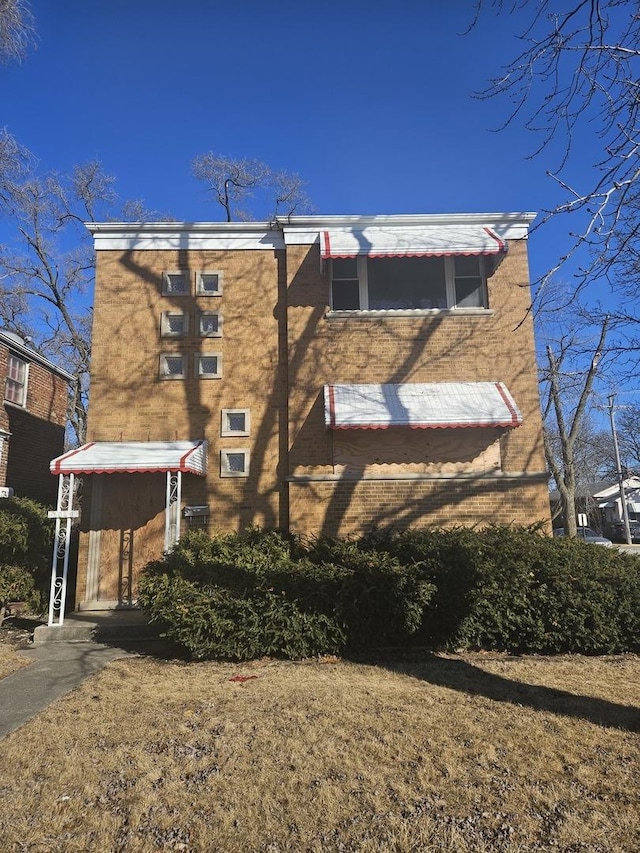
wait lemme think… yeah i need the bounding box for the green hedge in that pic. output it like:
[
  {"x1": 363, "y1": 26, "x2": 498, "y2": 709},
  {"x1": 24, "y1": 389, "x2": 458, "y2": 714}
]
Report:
[
  {"x1": 0, "y1": 498, "x2": 53, "y2": 616},
  {"x1": 138, "y1": 529, "x2": 436, "y2": 660},
  {"x1": 369, "y1": 525, "x2": 640, "y2": 654},
  {"x1": 138, "y1": 526, "x2": 640, "y2": 660}
]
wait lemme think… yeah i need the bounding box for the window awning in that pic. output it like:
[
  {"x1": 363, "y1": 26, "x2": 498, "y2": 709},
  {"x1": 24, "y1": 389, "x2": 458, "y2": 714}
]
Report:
[
  {"x1": 320, "y1": 226, "x2": 507, "y2": 259},
  {"x1": 50, "y1": 440, "x2": 208, "y2": 475},
  {"x1": 324, "y1": 383, "x2": 522, "y2": 429}
]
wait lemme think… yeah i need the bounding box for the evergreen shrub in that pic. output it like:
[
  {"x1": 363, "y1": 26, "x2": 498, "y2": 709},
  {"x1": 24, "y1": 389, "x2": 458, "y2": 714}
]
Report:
[
  {"x1": 376, "y1": 525, "x2": 640, "y2": 653},
  {"x1": 0, "y1": 498, "x2": 53, "y2": 615},
  {"x1": 138, "y1": 525, "x2": 640, "y2": 660},
  {"x1": 138, "y1": 528, "x2": 436, "y2": 660}
]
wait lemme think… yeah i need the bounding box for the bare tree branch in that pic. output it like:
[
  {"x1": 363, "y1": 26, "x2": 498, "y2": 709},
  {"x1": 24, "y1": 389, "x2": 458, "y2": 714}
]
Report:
[
  {"x1": 191, "y1": 152, "x2": 312, "y2": 221},
  {"x1": 0, "y1": 0, "x2": 35, "y2": 64},
  {"x1": 0, "y1": 131, "x2": 124, "y2": 444},
  {"x1": 474, "y1": 0, "x2": 640, "y2": 294}
]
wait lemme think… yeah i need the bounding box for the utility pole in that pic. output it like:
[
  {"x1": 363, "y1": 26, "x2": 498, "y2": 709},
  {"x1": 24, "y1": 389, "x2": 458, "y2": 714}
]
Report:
[{"x1": 608, "y1": 394, "x2": 632, "y2": 545}]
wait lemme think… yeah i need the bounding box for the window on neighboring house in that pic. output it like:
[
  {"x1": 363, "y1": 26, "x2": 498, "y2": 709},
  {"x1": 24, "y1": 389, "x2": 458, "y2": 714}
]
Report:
[
  {"x1": 221, "y1": 408, "x2": 250, "y2": 437},
  {"x1": 199, "y1": 311, "x2": 222, "y2": 337},
  {"x1": 159, "y1": 353, "x2": 186, "y2": 379},
  {"x1": 162, "y1": 271, "x2": 190, "y2": 296},
  {"x1": 196, "y1": 352, "x2": 223, "y2": 379},
  {"x1": 5, "y1": 354, "x2": 27, "y2": 405},
  {"x1": 161, "y1": 312, "x2": 189, "y2": 337},
  {"x1": 220, "y1": 448, "x2": 250, "y2": 477},
  {"x1": 196, "y1": 270, "x2": 223, "y2": 296},
  {"x1": 330, "y1": 255, "x2": 488, "y2": 312}
]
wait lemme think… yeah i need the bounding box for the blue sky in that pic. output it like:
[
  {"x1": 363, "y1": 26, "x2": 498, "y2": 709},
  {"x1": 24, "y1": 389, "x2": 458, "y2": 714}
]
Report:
[{"x1": 0, "y1": 1, "x2": 604, "y2": 285}]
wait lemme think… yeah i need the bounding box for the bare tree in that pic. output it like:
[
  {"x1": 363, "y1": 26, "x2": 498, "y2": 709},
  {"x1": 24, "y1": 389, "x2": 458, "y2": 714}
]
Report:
[
  {"x1": 0, "y1": 0, "x2": 35, "y2": 63},
  {"x1": 0, "y1": 132, "x2": 123, "y2": 444},
  {"x1": 615, "y1": 403, "x2": 640, "y2": 472},
  {"x1": 542, "y1": 314, "x2": 610, "y2": 535},
  {"x1": 474, "y1": 0, "x2": 640, "y2": 292},
  {"x1": 191, "y1": 152, "x2": 311, "y2": 221}
]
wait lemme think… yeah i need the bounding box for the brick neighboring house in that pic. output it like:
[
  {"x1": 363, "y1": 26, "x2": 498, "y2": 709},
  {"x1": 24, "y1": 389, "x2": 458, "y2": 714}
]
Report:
[
  {"x1": 0, "y1": 330, "x2": 72, "y2": 506},
  {"x1": 50, "y1": 213, "x2": 551, "y2": 613}
]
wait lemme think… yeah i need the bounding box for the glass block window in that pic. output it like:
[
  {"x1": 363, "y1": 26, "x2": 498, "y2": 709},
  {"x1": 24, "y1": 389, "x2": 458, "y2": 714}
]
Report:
[
  {"x1": 220, "y1": 449, "x2": 250, "y2": 477},
  {"x1": 162, "y1": 271, "x2": 189, "y2": 295},
  {"x1": 159, "y1": 353, "x2": 186, "y2": 379},
  {"x1": 196, "y1": 353, "x2": 223, "y2": 379},
  {"x1": 196, "y1": 271, "x2": 223, "y2": 296},
  {"x1": 161, "y1": 312, "x2": 188, "y2": 337},
  {"x1": 199, "y1": 312, "x2": 222, "y2": 337},
  {"x1": 221, "y1": 409, "x2": 250, "y2": 437}
]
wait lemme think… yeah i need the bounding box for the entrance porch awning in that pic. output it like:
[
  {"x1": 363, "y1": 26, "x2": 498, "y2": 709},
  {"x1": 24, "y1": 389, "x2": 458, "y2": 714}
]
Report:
[
  {"x1": 50, "y1": 440, "x2": 208, "y2": 475},
  {"x1": 320, "y1": 226, "x2": 507, "y2": 259},
  {"x1": 324, "y1": 383, "x2": 522, "y2": 429}
]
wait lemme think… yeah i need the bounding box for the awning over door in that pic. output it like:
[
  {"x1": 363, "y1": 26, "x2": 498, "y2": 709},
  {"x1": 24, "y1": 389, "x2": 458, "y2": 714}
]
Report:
[
  {"x1": 50, "y1": 440, "x2": 208, "y2": 475},
  {"x1": 324, "y1": 383, "x2": 522, "y2": 429},
  {"x1": 320, "y1": 226, "x2": 506, "y2": 259}
]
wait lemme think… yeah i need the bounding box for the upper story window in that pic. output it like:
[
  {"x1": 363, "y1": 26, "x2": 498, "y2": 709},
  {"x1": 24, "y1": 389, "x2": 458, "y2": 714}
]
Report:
[
  {"x1": 5, "y1": 354, "x2": 27, "y2": 406},
  {"x1": 159, "y1": 353, "x2": 186, "y2": 380},
  {"x1": 199, "y1": 311, "x2": 222, "y2": 337},
  {"x1": 161, "y1": 312, "x2": 189, "y2": 337},
  {"x1": 221, "y1": 408, "x2": 250, "y2": 437},
  {"x1": 196, "y1": 270, "x2": 223, "y2": 296},
  {"x1": 330, "y1": 255, "x2": 488, "y2": 312},
  {"x1": 162, "y1": 271, "x2": 189, "y2": 296}
]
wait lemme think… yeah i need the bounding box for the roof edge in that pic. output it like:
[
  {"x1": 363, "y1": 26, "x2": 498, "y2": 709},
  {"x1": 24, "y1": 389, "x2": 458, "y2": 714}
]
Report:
[{"x1": 0, "y1": 331, "x2": 74, "y2": 382}]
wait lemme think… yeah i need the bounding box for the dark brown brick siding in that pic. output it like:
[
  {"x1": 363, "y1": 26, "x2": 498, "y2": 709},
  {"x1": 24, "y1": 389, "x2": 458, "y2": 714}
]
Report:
[{"x1": 0, "y1": 344, "x2": 68, "y2": 505}]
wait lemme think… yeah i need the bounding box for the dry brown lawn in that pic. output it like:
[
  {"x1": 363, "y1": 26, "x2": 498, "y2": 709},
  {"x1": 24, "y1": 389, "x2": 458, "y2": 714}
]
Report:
[
  {"x1": 0, "y1": 651, "x2": 638, "y2": 852},
  {"x1": 0, "y1": 642, "x2": 30, "y2": 679}
]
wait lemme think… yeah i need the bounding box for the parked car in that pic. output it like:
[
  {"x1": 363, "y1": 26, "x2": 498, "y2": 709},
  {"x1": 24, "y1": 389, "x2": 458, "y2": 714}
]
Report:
[
  {"x1": 553, "y1": 527, "x2": 613, "y2": 547},
  {"x1": 606, "y1": 521, "x2": 640, "y2": 543}
]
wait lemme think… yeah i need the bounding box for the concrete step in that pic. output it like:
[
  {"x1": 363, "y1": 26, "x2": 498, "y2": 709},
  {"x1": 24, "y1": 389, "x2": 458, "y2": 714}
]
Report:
[{"x1": 32, "y1": 609, "x2": 162, "y2": 646}]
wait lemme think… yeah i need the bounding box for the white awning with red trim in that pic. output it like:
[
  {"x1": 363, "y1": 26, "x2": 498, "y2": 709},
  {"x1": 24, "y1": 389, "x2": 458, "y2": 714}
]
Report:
[
  {"x1": 324, "y1": 383, "x2": 522, "y2": 429},
  {"x1": 50, "y1": 440, "x2": 208, "y2": 475},
  {"x1": 320, "y1": 226, "x2": 507, "y2": 259}
]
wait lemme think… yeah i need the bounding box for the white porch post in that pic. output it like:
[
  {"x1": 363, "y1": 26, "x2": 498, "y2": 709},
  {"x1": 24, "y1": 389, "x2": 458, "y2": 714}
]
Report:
[
  {"x1": 164, "y1": 469, "x2": 182, "y2": 552},
  {"x1": 47, "y1": 473, "x2": 80, "y2": 626}
]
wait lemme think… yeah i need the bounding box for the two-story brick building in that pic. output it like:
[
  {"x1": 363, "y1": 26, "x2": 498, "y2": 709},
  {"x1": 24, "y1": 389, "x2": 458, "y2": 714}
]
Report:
[
  {"x1": 0, "y1": 330, "x2": 71, "y2": 506},
  {"x1": 50, "y1": 213, "x2": 550, "y2": 613}
]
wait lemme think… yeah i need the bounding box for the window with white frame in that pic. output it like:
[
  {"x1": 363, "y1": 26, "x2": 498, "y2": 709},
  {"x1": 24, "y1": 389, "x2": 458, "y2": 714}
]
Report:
[
  {"x1": 196, "y1": 352, "x2": 223, "y2": 379},
  {"x1": 199, "y1": 311, "x2": 222, "y2": 337},
  {"x1": 221, "y1": 408, "x2": 250, "y2": 437},
  {"x1": 196, "y1": 270, "x2": 223, "y2": 296},
  {"x1": 220, "y1": 448, "x2": 250, "y2": 477},
  {"x1": 159, "y1": 353, "x2": 186, "y2": 379},
  {"x1": 5, "y1": 354, "x2": 27, "y2": 405},
  {"x1": 160, "y1": 312, "x2": 189, "y2": 337},
  {"x1": 330, "y1": 255, "x2": 489, "y2": 312},
  {"x1": 162, "y1": 271, "x2": 190, "y2": 296}
]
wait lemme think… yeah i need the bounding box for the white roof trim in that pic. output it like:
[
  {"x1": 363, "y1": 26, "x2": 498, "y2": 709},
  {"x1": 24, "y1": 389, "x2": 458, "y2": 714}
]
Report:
[
  {"x1": 324, "y1": 383, "x2": 522, "y2": 429},
  {"x1": 86, "y1": 222, "x2": 284, "y2": 251},
  {"x1": 50, "y1": 440, "x2": 208, "y2": 475},
  {"x1": 87, "y1": 213, "x2": 536, "y2": 251}
]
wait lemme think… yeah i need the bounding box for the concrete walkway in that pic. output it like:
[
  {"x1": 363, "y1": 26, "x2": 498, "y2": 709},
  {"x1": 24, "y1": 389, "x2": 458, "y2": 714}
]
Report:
[
  {"x1": 0, "y1": 611, "x2": 178, "y2": 739},
  {"x1": 0, "y1": 641, "x2": 131, "y2": 739}
]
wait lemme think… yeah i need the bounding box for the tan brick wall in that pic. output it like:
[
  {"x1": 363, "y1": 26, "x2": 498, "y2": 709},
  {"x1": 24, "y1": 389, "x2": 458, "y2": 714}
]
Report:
[
  {"x1": 289, "y1": 476, "x2": 551, "y2": 538},
  {"x1": 79, "y1": 233, "x2": 550, "y2": 605},
  {"x1": 285, "y1": 240, "x2": 550, "y2": 533},
  {"x1": 78, "y1": 247, "x2": 288, "y2": 600}
]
